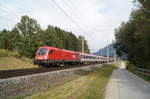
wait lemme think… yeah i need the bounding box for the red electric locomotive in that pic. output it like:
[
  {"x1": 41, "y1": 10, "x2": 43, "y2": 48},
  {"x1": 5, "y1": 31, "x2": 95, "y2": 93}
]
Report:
[
  {"x1": 34, "y1": 46, "x2": 80, "y2": 66},
  {"x1": 34, "y1": 46, "x2": 113, "y2": 66}
]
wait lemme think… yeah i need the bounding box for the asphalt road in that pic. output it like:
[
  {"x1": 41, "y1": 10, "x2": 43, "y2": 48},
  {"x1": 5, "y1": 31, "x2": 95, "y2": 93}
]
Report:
[{"x1": 105, "y1": 62, "x2": 150, "y2": 99}]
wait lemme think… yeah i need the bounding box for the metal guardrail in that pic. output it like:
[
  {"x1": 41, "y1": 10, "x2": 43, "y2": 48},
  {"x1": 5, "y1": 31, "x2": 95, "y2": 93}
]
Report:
[{"x1": 134, "y1": 67, "x2": 150, "y2": 77}]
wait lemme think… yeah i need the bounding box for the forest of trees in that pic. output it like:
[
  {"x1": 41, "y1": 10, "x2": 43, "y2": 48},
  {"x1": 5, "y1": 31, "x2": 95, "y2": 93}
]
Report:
[
  {"x1": 114, "y1": 0, "x2": 150, "y2": 69},
  {"x1": 0, "y1": 15, "x2": 90, "y2": 58}
]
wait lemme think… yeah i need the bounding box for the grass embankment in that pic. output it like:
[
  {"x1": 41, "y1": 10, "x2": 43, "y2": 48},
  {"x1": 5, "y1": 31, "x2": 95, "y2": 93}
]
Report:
[
  {"x1": 126, "y1": 62, "x2": 150, "y2": 82},
  {"x1": 27, "y1": 63, "x2": 118, "y2": 99},
  {"x1": 0, "y1": 57, "x2": 38, "y2": 70},
  {"x1": 0, "y1": 49, "x2": 38, "y2": 70}
]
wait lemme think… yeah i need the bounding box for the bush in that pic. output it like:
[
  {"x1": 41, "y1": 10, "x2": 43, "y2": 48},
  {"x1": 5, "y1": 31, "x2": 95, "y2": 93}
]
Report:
[
  {"x1": 0, "y1": 49, "x2": 9, "y2": 57},
  {"x1": 0, "y1": 49, "x2": 20, "y2": 57},
  {"x1": 126, "y1": 61, "x2": 150, "y2": 82},
  {"x1": 8, "y1": 51, "x2": 20, "y2": 57},
  {"x1": 126, "y1": 62, "x2": 134, "y2": 72}
]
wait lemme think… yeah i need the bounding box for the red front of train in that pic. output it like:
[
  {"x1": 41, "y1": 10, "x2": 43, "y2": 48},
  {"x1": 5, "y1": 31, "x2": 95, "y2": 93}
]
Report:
[{"x1": 34, "y1": 46, "x2": 80, "y2": 66}]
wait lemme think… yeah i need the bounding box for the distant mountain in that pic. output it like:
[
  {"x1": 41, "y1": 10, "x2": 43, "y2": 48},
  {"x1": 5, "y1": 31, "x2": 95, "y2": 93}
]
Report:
[
  {"x1": 93, "y1": 44, "x2": 128, "y2": 60},
  {"x1": 93, "y1": 44, "x2": 115, "y2": 57}
]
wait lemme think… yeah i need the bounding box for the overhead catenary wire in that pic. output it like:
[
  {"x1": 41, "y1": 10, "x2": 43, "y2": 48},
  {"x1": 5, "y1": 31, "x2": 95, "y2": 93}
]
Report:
[
  {"x1": 0, "y1": 2, "x2": 30, "y2": 15},
  {"x1": 63, "y1": 0, "x2": 88, "y2": 28},
  {"x1": 59, "y1": 0, "x2": 95, "y2": 53},
  {"x1": 64, "y1": 0, "x2": 98, "y2": 35},
  {"x1": 0, "y1": 2, "x2": 31, "y2": 35},
  {"x1": 0, "y1": 15, "x2": 22, "y2": 35},
  {"x1": 67, "y1": 0, "x2": 89, "y2": 26},
  {"x1": 0, "y1": 3, "x2": 22, "y2": 17},
  {"x1": 62, "y1": 0, "x2": 102, "y2": 53},
  {"x1": 51, "y1": 0, "x2": 87, "y2": 53},
  {"x1": 62, "y1": 0, "x2": 87, "y2": 53},
  {"x1": 63, "y1": 0, "x2": 94, "y2": 32},
  {"x1": 1, "y1": 17, "x2": 23, "y2": 35},
  {"x1": 0, "y1": 2, "x2": 31, "y2": 26},
  {"x1": 51, "y1": 0, "x2": 83, "y2": 31},
  {"x1": 67, "y1": 0, "x2": 98, "y2": 34}
]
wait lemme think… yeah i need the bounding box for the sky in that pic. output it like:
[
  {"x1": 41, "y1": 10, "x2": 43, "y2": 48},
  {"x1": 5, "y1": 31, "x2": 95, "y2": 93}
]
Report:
[{"x1": 0, "y1": 0, "x2": 134, "y2": 52}]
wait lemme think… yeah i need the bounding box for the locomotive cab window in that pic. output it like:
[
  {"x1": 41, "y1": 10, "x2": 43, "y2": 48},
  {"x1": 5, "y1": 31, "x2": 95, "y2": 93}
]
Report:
[{"x1": 37, "y1": 48, "x2": 47, "y2": 55}]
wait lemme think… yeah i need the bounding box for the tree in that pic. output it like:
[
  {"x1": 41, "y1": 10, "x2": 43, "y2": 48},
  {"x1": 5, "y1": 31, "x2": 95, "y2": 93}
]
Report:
[
  {"x1": 78, "y1": 36, "x2": 90, "y2": 53},
  {"x1": 12, "y1": 15, "x2": 43, "y2": 58},
  {"x1": 114, "y1": 0, "x2": 150, "y2": 69}
]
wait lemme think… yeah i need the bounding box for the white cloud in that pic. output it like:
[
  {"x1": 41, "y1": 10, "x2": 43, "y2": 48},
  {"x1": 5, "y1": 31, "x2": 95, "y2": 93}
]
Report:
[{"x1": 0, "y1": 0, "x2": 133, "y2": 52}]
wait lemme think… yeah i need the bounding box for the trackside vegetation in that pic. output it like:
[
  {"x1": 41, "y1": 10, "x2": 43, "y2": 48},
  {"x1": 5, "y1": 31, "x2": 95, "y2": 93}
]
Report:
[
  {"x1": 0, "y1": 15, "x2": 90, "y2": 59},
  {"x1": 26, "y1": 63, "x2": 118, "y2": 99},
  {"x1": 126, "y1": 62, "x2": 150, "y2": 82},
  {"x1": 114, "y1": 0, "x2": 150, "y2": 70},
  {"x1": 0, "y1": 49, "x2": 20, "y2": 57}
]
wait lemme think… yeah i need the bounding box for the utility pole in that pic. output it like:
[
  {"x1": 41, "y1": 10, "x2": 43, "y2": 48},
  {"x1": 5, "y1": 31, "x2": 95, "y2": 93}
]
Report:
[
  {"x1": 100, "y1": 50, "x2": 102, "y2": 56},
  {"x1": 107, "y1": 43, "x2": 109, "y2": 63},
  {"x1": 82, "y1": 37, "x2": 84, "y2": 53},
  {"x1": 114, "y1": 50, "x2": 117, "y2": 62}
]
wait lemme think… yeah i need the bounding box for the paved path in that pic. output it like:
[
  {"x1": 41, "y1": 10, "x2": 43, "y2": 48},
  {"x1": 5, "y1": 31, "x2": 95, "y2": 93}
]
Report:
[{"x1": 105, "y1": 62, "x2": 150, "y2": 99}]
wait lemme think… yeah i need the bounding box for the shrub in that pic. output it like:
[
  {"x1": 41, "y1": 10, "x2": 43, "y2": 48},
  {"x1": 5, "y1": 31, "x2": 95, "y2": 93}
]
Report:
[
  {"x1": 126, "y1": 62, "x2": 136, "y2": 73},
  {"x1": 0, "y1": 49, "x2": 9, "y2": 57},
  {"x1": 8, "y1": 50, "x2": 20, "y2": 57},
  {"x1": 0, "y1": 49, "x2": 20, "y2": 57}
]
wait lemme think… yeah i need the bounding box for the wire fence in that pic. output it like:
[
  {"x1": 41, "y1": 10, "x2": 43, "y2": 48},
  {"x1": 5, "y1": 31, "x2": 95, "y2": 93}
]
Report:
[{"x1": 134, "y1": 67, "x2": 150, "y2": 77}]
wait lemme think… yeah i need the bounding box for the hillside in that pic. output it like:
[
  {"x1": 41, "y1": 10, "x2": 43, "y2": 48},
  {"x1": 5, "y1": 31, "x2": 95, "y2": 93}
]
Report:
[
  {"x1": 0, "y1": 57, "x2": 38, "y2": 70},
  {"x1": 93, "y1": 44, "x2": 115, "y2": 57}
]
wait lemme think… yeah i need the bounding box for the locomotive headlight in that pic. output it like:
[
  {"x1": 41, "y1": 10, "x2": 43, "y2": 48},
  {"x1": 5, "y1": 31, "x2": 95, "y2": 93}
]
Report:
[{"x1": 45, "y1": 55, "x2": 48, "y2": 59}]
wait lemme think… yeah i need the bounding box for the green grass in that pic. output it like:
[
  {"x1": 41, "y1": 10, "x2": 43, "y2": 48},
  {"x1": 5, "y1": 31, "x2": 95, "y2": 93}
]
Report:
[
  {"x1": 15, "y1": 94, "x2": 31, "y2": 99},
  {"x1": 78, "y1": 65, "x2": 117, "y2": 99},
  {"x1": 126, "y1": 62, "x2": 150, "y2": 82},
  {"x1": 0, "y1": 57, "x2": 38, "y2": 70},
  {"x1": 0, "y1": 49, "x2": 38, "y2": 70},
  {"x1": 27, "y1": 63, "x2": 118, "y2": 99}
]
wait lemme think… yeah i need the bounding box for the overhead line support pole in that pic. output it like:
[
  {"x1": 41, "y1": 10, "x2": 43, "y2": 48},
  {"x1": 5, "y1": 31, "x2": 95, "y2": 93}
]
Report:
[
  {"x1": 107, "y1": 42, "x2": 109, "y2": 63},
  {"x1": 82, "y1": 37, "x2": 84, "y2": 53}
]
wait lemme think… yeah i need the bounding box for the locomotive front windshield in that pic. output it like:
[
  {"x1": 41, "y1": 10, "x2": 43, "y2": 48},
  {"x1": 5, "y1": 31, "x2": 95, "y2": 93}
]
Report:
[{"x1": 37, "y1": 48, "x2": 47, "y2": 55}]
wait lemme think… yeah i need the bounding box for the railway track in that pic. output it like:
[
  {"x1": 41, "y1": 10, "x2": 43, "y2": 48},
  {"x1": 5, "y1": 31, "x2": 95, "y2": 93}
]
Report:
[{"x1": 0, "y1": 63, "x2": 101, "y2": 79}]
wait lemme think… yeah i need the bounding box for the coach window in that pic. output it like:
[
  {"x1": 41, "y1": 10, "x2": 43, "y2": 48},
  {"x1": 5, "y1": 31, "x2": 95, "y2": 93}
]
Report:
[
  {"x1": 82, "y1": 55, "x2": 84, "y2": 58},
  {"x1": 85, "y1": 55, "x2": 87, "y2": 59},
  {"x1": 87, "y1": 56, "x2": 89, "y2": 59},
  {"x1": 86, "y1": 56, "x2": 88, "y2": 59},
  {"x1": 80, "y1": 55, "x2": 83, "y2": 58}
]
